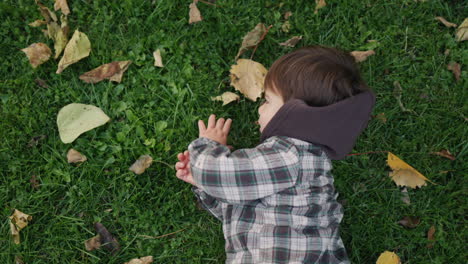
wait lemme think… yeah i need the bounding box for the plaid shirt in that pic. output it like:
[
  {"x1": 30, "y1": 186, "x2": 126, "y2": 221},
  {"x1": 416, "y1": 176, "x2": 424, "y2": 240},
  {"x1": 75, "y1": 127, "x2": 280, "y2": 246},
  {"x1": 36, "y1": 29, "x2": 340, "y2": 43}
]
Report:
[{"x1": 189, "y1": 136, "x2": 349, "y2": 264}]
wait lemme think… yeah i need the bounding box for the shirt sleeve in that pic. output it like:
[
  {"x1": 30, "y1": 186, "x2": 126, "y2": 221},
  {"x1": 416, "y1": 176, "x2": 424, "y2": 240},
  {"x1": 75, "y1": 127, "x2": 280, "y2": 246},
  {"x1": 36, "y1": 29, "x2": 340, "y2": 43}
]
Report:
[
  {"x1": 188, "y1": 136, "x2": 300, "y2": 204},
  {"x1": 191, "y1": 186, "x2": 224, "y2": 221}
]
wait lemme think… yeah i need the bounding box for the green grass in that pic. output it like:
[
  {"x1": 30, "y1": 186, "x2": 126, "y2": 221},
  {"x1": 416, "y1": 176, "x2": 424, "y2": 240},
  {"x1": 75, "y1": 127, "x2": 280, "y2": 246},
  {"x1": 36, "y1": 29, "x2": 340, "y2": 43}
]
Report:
[{"x1": 1, "y1": 0, "x2": 466, "y2": 263}]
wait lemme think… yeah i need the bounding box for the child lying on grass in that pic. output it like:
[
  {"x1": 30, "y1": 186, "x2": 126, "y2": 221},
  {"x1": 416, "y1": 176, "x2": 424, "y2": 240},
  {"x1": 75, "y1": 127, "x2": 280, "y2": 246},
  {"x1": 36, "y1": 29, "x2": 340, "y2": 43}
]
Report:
[{"x1": 175, "y1": 46, "x2": 376, "y2": 264}]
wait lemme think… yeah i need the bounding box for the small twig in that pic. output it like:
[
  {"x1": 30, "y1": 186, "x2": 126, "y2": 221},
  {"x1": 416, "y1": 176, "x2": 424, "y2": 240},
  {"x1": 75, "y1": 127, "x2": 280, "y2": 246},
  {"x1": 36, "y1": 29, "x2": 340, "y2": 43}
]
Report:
[
  {"x1": 250, "y1": 25, "x2": 273, "y2": 60},
  {"x1": 198, "y1": 0, "x2": 219, "y2": 7},
  {"x1": 346, "y1": 151, "x2": 389, "y2": 157},
  {"x1": 138, "y1": 227, "x2": 187, "y2": 239}
]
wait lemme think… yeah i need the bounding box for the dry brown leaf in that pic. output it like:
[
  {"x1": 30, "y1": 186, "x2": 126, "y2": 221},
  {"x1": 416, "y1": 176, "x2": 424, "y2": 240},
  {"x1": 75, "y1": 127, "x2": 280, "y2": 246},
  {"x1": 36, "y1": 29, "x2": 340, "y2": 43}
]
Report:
[
  {"x1": 350, "y1": 50, "x2": 375, "y2": 62},
  {"x1": 94, "y1": 222, "x2": 120, "y2": 254},
  {"x1": 447, "y1": 61, "x2": 461, "y2": 82},
  {"x1": 27, "y1": 134, "x2": 47, "y2": 147},
  {"x1": 57, "y1": 30, "x2": 91, "y2": 74},
  {"x1": 29, "y1": 20, "x2": 47, "y2": 27},
  {"x1": 314, "y1": 0, "x2": 327, "y2": 14},
  {"x1": 9, "y1": 209, "x2": 32, "y2": 244},
  {"x1": 376, "y1": 251, "x2": 401, "y2": 264},
  {"x1": 30, "y1": 175, "x2": 40, "y2": 189},
  {"x1": 47, "y1": 21, "x2": 68, "y2": 58},
  {"x1": 281, "y1": 21, "x2": 291, "y2": 33},
  {"x1": 279, "y1": 36, "x2": 302, "y2": 47},
  {"x1": 189, "y1": 0, "x2": 203, "y2": 24},
  {"x1": 211, "y1": 92, "x2": 240, "y2": 106},
  {"x1": 230, "y1": 59, "x2": 267, "y2": 102},
  {"x1": 85, "y1": 235, "x2": 101, "y2": 251},
  {"x1": 38, "y1": 3, "x2": 58, "y2": 23},
  {"x1": 124, "y1": 256, "x2": 154, "y2": 264},
  {"x1": 67, "y1": 148, "x2": 87, "y2": 163},
  {"x1": 54, "y1": 0, "x2": 70, "y2": 15},
  {"x1": 153, "y1": 49, "x2": 163, "y2": 67},
  {"x1": 430, "y1": 149, "x2": 456, "y2": 160},
  {"x1": 426, "y1": 225, "x2": 436, "y2": 248},
  {"x1": 235, "y1": 23, "x2": 267, "y2": 60},
  {"x1": 397, "y1": 216, "x2": 421, "y2": 228},
  {"x1": 61, "y1": 14, "x2": 69, "y2": 40},
  {"x1": 387, "y1": 152, "x2": 431, "y2": 189},
  {"x1": 21, "y1": 43, "x2": 51, "y2": 68},
  {"x1": 79, "y1": 61, "x2": 132, "y2": 84},
  {"x1": 435, "y1": 16, "x2": 457, "y2": 28},
  {"x1": 284, "y1": 11, "x2": 292, "y2": 20},
  {"x1": 129, "y1": 155, "x2": 153, "y2": 174},
  {"x1": 455, "y1": 18, "x2": 468, "y2": 42}
]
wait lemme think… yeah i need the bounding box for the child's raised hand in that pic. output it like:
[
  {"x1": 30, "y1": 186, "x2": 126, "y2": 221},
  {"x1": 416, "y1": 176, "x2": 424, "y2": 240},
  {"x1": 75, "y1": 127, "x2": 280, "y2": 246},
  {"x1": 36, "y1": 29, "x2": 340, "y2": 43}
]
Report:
[
  {"x1": 198, "y1": 114, "x2": 232, "y2": 146},
  {"x1": 175, "y1": 150, "x2": 196, "y2": 186}
]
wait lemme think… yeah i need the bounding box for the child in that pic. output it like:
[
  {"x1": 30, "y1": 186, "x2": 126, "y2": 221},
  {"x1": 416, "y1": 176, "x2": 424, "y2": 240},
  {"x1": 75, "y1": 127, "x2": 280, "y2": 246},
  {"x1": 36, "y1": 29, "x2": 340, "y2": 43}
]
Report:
[{"x1": 175, "y1": 46, "x2": 376, "y2": 263}]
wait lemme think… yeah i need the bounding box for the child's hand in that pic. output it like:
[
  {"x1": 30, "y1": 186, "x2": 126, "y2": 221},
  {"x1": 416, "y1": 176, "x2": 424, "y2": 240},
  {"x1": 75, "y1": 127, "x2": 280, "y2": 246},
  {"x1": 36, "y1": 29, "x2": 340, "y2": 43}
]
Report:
[
  {"x1": 198, "y1": 114, "x2": 232, "y2": 145},
  {"x1": 175, "y1": 150, "x2": 196, "y2": 186}
]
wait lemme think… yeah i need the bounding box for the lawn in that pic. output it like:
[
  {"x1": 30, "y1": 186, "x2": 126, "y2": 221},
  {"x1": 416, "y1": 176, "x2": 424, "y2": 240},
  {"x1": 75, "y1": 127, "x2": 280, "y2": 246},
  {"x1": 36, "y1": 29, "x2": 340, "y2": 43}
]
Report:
[{"x1": 0, "y1": 0, "x2": 467, "y2": 263}]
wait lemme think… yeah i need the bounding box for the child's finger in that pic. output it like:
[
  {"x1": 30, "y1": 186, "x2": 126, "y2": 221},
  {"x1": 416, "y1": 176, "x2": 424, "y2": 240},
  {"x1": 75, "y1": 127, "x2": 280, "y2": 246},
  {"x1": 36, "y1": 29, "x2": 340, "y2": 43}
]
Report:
[
  {"x1": 198, "y1": 120, "x2": 207, "y2": 133},
  {"x1": 184, "y1": 150, "x2": 190, "y2": 161},
  {"x1": 223, "y1": 118, "x2": 232, "y2": 134},
  {"x1": 176, "y1": 169, "x2": 186, "y2": 178},
  {"x1": 175, "y1": 162, "x2": 186, "y2": 170},
  {"x1": 177, "y1": 153, "x2": 185, "y2": 161},
  {"x1": 216, "y1": 118, "x2": 225, "y2": 130},
  {"x1": 208, "y1": 114, "x2": 216, "y2": 128}
]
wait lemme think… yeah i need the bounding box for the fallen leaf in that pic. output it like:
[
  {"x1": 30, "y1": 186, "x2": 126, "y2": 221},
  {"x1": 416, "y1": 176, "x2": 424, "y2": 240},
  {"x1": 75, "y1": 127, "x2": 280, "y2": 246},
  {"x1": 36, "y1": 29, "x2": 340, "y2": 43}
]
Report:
[
  {"x1": 393, "y1": 81, "x2": 417, "y2": 114},
  {"x1": 94, "y1": 222, "x2": 120, "y2": 254},
  {"x1": 27, "y1": 134, "x2": 47, "y2": 147},
  {"x1": 153, "y1": 49, "x2": 163, "y2": 67},
  {"x1": 444, "y1": 49, "x2": 450, "y2": 56},
  {"x1": 29, "y1": 20, "x2": 47, "y2": 27},
  {"x1": 397, "y1": 216, "x2": 421, "y2": 228},
  {"x1": 435, "y1": 16, "x2": 457, "y2": 28},
  {"x1": 447, "y1": 61, "x2": 461, "y2": 82},
  {"x1": 284, "y1": 11, "x2": 292, "y2": 20},
  {"x1": 189, "y1": 0, "x2": 203, "y2": 24},
  {"x1": 376, "y1": 251, "x2": 401, "y2": 264},
  {"x1": 235, "y1": 23, "x2": 267, "y2": 60},
  {"x1": 9, "y1": 209, "x2": 32, "y2": 244},
  {"x1": 430, "y1": 149, "x2": 456, "y2": 160},
  {"x1": 387, "y1": 152, "x2": 430, "y2": 189},
  {"x1": 124, "y1": 256, "x2": 154, "y2": 264},
  {"x1": 79, "y1": 61, "x2": 132, "y2": 84},
  {"x1": 400, "y1": 187, "x2": 410, "y2": 205},
  {"x1": 230, "y1": 59, "x2": 268, "y2": 102},
  {"x1": 60, "y1": 14, "x2": 69, "y2": 40},
  {"x1": 54, "y1": 0, "x2": 70, "y2": 15},
  {"x1": 57, "y1": 103, "x2": 110, "y2": 143},
  {"x1": 129, "y1": 155, "x2": 153, "y2": 174},
  {"x1": 30, "y1": 175, "x2": 40, "y2": 189},
  {"x1": 281, "y1": 21, "x2": 291, "y2": 33},
  {"x1": 21, "y1": 43, "x2": 51, "y2": 68},
  {"x1": 211, "y1": 92, "x2": 240, "y2": 106},
  {"x1": 314, "y1": 0, "x2": 327, "y2": 14},
  {"x1": 47, "y1": 21, "x2": 68, "y2": 58},
  {"x1": 426, "y1": 225, "x2": 436, "y2": 248},
  {"x1": 34, "y1": 78, "x2": 49, "y2": 88},
  {"x1": 67, "y1": 148, "x2": 87, "y2": 163},
  {"x1": 85, "y1": 235, "x2": 101, "y2": 251},
  {"x1": 350, "y1": 50, "x2": 375, "y2": 62},
  {"x1": 279, "y1": 36, "x2": 302, "y2": 47},
  {"x1": 375, "y1": 113, "x2": 387, "y2": 123},
  {"x1": 57, "y1": 30, "x2": 91, "y2": 74},
  {"x1": 455, "y1": 18, "x2": 468, "y2": 42},
  {"x1": 15, "y1": 256, "x2": 24, "y2": 264},
  {"x1": 38, "y1": 3, "x2": 58, "y2": 23}
]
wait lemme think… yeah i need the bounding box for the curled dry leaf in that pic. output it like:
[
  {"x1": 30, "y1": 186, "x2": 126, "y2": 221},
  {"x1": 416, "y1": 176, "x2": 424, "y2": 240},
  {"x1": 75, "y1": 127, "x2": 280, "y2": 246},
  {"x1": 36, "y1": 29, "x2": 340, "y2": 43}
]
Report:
[
  {"x1": 38, "y1": 3, "x2": 58, "y2": 23},
  {"x1": 284, "y1": 11, "x2": 292, "y2": 20},
  {"x1": 434, "y1": 16, "x2": 457, "y2": 28},
  {"x1": 67, "y1": 148, "x2": 87, "y2": 163},
  {"x1": 57, "y1": 103, "x2": 110, "y2": 143},
  {"x1": 211, "y1": 92, "x2": 240, "y2": 106},
  {"x1": 230, "y1": 59, "x2": 268, "y2": 102},
  {"x1": 9, "y1": 209, "x2": 32, "y2": 244},
  {"x1": 281, "y1": 21, "x2": 291, "y2": 33},
  {"x1": 426, "y1": 225, "x2": 436, "y2": 248},
  {"x1": 350, "y1": 50, "x2": 375, "y2": 62},
  {"x1": 54, "y1": 0, "x2": 70, "y2": 15},
  {"x1": 455, "y1": 18, "x2": 468, "y2": 42},
  {"x1": 279, "y1": 36, "x2": 302, "y2": 47},
  {"x1": 94, "y1": 222, "x2": 120, "y2": 254},
  {"x1": 129, "y1": 155, "x2": 153, "y2": 174},
  {"x1": 153, "y1": 49, "x2": 163, "y2": 67},
  {"x1": 124, "y1": 256, "x2": 154, "y2": 264},
  {"x1": 376, "y1": 251, "x2": 401, "y2": 264},
  {"x1": 447, "y1": 62, "x2": 461, "y2": 82},
  {"x1": 85, "y1": 235, "x2": 101, "y2": 251},
  {"x1": 397, "y1": 216, "x2": 421, "y2": 228},
  {"x1": 314, "y1": 0, "x2": 327, "y2": 14},
  {"x1": 189, "y1": 0, "x2": 203, "y2": 24},
  {"x1": 21, "y1": 43, "x2": 51, "y2": 68},
  {"x1": 387, "y1": 152, "x2": 430, "y2": 189},
  {"x1": 79, "y1": 61, "x2": 132, "y2": 84},
  {"x1": 29, "y1": 20, "x2": 47, "y2": 27},
  {"x1": 57, "y1": 30, "x2": 91, "y2": 74},
  {"x1": 430, "y1": 149, "x2": 456, "y2": 160},
  {"x1": 236, "y1": 23, "x2": 267, "y2": 60}
]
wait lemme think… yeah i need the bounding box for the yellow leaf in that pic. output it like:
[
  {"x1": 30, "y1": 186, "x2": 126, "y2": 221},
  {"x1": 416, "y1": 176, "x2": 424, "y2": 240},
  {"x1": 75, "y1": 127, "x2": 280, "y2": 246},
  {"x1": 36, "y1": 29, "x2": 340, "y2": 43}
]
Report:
[
  {"x1": 455, "y1": 18, "x2": 468, "y2": 42},
  {"x1": 9, "y1": 209, "x2": 32, "y2": 244},
  {"x1": 376, "y1": 251, "x2": 401, "y2": 264},
  {"x1": 350, "y1": 50, "x2": 375, "y2": 62},
  {"x1": 236, "y1": 23, "x2": 267, "y2": 60},
  {"x1": 79, "y1": 61, "x2": 132, "y2": 83},
  {"x1": 54, "y1": 0, "x2": 70, "y2": 15},
  {"x1": 67, "y1": 148, "x2": 87, "y2": 163},
  {"x1": 211, "y1": 92, "x2": 240, "y2": 106},
  {"x1": 188, "y1": 0, "x2": 202, "y2": 24},
  {"x1": 28, "y1": 20, "x2": 47, "y2": 27},
  {"x1": 153, "y1": 49, "x2": 163, "y2": 67},
  {"x1": 21, "y1": 43, "x2": 51, "y2": 68},
  {"x1": 230, "y1": 59, "x2": 267, "y2": 102},
  {"x1": 314, "y1": 0, "x2": 327, "y2": 14},
  {"x1": 129, "y1": 155, "x2": 153, "y2": 175},
  {"x1": 47, "y1": 21, "x2": 68, "y2": 59},
  {"x1": 387, "y1": 152, "x2": 431, "y2": 189},
  {"x1": 57, "y1": 30, "x2": 91, "y2": 74}
]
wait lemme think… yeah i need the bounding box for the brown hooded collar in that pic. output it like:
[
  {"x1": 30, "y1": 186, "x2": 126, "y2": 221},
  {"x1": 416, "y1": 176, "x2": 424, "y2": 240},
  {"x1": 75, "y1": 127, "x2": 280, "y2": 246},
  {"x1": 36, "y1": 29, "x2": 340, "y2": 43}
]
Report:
[{"x1": 260, "y1": 90, "x2": 376, "y2": 160}]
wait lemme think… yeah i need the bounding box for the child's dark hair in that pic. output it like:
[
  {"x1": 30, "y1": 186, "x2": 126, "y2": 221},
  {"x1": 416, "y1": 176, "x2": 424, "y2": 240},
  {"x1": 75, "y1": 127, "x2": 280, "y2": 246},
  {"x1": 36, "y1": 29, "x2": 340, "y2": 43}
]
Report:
[{"x1": 264, "y1": 45, "x2": 371, "y2": 107}]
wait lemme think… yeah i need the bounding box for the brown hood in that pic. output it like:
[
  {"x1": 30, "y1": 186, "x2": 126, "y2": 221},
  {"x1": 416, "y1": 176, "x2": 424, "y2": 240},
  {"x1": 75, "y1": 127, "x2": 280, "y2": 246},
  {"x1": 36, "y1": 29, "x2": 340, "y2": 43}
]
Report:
[{"x1": 260, "y1": 90, "x2": 376, "y2": 160}]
